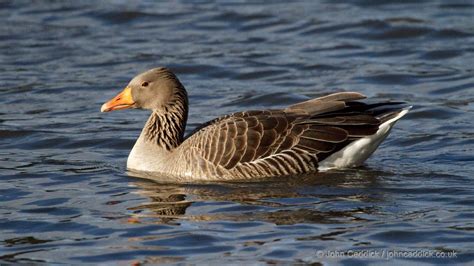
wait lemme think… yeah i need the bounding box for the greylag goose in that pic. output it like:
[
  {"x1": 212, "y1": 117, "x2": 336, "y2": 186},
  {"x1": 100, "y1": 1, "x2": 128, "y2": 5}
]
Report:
[{"x1": 101, "y1": 67, "x2": 410, "y2": 181}]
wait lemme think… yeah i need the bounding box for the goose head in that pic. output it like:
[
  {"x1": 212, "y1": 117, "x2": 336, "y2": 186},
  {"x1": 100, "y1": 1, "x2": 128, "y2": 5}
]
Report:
[{"x1": 101, "y1": 67, "x2": 185, "y2": 112}]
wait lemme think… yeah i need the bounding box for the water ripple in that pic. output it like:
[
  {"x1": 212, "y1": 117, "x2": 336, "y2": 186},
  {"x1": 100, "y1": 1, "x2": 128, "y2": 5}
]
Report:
[{"x1": 1, "y1": 0, "x2": 473, "y2": 264}]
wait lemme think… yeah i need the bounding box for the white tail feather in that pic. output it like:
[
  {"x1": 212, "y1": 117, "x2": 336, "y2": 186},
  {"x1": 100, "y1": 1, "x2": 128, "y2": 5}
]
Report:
[{"x1": 318, "y1": 106, "x2": 411, "y2": 171}]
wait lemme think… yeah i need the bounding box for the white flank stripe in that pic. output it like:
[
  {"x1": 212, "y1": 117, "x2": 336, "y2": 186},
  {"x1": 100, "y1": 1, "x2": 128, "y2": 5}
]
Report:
[{"x1": 318, "y1": 107, "x2": 411, "y2": 171}]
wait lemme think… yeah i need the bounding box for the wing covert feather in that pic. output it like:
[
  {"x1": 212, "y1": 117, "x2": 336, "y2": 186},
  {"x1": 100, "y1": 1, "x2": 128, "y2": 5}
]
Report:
[{"x1": 182, "y1": 96, "x2": 385, "y2": 175}]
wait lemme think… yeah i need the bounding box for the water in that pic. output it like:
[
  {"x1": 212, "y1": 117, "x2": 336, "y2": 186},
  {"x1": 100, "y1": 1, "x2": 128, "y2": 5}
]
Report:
[{"x1": 1, "y1": 0, "x2": 473, "y2": 264}]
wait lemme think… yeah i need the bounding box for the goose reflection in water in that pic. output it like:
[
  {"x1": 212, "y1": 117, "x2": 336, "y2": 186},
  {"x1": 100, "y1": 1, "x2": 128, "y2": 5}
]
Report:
[{"x1": 126, "y1": 169, "x2": 391, "y2": 225}]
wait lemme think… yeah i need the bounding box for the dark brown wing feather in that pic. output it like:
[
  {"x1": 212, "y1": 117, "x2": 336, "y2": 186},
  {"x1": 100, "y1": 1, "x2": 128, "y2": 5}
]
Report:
[{"x1": 183, "y1": 92, "x2": 404, "y2": 176}]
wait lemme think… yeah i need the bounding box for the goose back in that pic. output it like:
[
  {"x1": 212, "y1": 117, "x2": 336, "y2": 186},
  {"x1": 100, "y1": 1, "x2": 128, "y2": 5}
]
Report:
[{"x1": 172, "y1": 92, "x2": 405, "y2": 180}]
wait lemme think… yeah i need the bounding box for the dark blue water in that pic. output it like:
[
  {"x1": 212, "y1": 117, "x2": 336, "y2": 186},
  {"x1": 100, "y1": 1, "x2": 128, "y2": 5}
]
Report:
[{"x1": 1, "y1": 0, "x2": 473, "y2": 264}]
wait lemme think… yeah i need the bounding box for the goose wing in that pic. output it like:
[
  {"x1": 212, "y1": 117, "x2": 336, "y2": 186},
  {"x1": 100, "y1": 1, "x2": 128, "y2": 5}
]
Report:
[{"x1": 181, "y1": 92, "x2": 388, "y2": 177}]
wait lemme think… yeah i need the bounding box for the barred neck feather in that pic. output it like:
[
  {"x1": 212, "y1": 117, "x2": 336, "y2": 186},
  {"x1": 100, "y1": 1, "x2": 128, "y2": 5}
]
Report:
[{"x1": 143, "y1": 88, "x2": 188, "y2": 150}]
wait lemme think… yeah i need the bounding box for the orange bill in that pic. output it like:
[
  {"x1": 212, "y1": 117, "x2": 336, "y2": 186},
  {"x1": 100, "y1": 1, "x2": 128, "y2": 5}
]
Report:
[{"x1": 101, "y1": 87, "x2": 135, "y2": 112}]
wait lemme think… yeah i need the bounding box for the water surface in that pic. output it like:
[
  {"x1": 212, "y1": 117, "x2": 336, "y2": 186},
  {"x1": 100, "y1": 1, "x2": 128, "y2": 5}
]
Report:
[{"x1": 1, "y1": 0, "x2": 474, "y2": 264}]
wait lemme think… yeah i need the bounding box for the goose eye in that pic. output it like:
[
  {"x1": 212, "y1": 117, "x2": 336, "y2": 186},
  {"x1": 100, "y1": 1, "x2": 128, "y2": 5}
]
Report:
[{"x1": 141, "y1": 82, "x2": 149, "y2": 87}]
